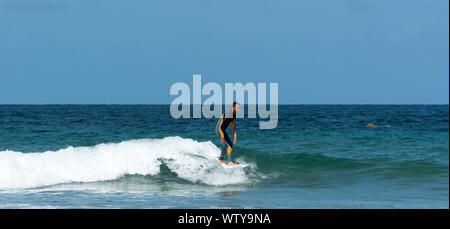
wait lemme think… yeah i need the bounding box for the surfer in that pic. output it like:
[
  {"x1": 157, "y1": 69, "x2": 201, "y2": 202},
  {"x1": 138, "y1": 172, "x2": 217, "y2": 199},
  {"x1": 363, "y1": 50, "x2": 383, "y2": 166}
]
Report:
[{"x1": 216, "y1": 102, "x2": 240, "y2": 166}]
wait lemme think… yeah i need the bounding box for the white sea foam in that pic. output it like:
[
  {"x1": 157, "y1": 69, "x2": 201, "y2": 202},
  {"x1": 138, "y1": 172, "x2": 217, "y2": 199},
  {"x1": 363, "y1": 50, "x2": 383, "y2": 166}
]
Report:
[{"x1": 0, "y1": 137, "x2": 251, "y2": 190}]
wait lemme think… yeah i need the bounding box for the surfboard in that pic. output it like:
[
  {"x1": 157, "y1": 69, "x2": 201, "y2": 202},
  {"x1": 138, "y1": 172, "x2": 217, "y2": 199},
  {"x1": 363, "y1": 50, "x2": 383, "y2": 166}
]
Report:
[{"x1": 220, "y1": 163, "x2": 249, "y2": 169}]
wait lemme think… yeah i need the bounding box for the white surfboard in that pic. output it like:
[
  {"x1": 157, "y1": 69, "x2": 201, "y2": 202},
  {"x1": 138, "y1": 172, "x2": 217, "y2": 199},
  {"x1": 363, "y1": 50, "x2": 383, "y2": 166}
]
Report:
[{"x1": 220, "y1": 163, "x2": 249, "y2": 169}]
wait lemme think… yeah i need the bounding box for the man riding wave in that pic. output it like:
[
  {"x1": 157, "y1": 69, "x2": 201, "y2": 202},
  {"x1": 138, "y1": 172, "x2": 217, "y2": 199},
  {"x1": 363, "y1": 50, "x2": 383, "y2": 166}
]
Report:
[{"x1": 215, "y1": 102, "x2": 240, "y2": 166}]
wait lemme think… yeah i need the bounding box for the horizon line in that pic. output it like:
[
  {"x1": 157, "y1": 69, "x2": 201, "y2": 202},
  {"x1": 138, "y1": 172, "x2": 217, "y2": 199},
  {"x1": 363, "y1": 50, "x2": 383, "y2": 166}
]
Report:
[{"x1": 0, "y1": 103, "x2": 448, "y2": 106}]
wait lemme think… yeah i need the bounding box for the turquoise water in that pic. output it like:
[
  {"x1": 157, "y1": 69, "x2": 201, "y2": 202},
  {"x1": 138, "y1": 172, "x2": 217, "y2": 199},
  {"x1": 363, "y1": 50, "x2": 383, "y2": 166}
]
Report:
[{"x1": 0, "y1": 105, "x2": 448, "y2": 208}]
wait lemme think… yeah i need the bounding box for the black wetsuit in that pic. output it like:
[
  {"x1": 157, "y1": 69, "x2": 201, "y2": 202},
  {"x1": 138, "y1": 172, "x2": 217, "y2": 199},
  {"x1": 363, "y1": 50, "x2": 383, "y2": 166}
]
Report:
[{"x1": 215, "y1": 110, "x2": 236, "y2": 161}]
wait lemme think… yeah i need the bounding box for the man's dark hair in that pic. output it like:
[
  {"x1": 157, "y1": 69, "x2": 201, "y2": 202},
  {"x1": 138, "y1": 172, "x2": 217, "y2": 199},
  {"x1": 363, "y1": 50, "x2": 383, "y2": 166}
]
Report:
[{"x1": 233, "y1": 102, "x2": 240, "y2": 107}]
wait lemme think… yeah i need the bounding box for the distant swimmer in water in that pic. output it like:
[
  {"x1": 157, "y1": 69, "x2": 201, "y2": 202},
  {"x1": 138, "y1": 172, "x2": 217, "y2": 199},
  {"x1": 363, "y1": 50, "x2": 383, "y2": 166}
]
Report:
[
  {"x1": 367, "y1": 123, "x2": 390, "y2": 128},
  {"x1": 215, "y1": 102, "x2": 240, "y2": 166}
]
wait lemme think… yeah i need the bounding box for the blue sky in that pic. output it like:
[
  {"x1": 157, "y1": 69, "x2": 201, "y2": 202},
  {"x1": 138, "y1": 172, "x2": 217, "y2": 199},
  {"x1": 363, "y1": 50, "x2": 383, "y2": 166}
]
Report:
[{"x1": 0, "y1": 0, "x2": 448, "y2": 104}]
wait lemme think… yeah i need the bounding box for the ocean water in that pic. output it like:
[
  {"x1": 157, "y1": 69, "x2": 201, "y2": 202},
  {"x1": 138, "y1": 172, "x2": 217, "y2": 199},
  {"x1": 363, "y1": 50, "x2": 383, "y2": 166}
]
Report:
[{"x1": 0, "y1": 105, "x2": 448, "y2": 209}]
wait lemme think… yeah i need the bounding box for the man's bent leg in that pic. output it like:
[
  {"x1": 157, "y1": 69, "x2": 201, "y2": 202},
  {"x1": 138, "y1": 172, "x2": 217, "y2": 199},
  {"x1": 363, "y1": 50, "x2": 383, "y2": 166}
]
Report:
[
  {"x1": 219, "y1": 142, "x2": 228, "y2": 161},
  {"x1": 227, "y1": 146, "x2": 232, "y2": 162},
  {"x1": 220, "y1": 132, "x2": 234, "y2": 163}
]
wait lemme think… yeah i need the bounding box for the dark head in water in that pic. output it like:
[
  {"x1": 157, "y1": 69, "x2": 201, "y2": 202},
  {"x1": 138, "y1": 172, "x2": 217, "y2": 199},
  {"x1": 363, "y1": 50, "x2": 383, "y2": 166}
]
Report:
[{"x1": 366, "y1": 123, "x2": 377, "y2": 127}]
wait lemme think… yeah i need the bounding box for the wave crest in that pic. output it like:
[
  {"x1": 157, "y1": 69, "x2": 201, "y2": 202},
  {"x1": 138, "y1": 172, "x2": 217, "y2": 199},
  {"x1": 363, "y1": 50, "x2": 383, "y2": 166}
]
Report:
[{"x1": 0, "y1": 137, "x2": 251, "y2": 190}]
